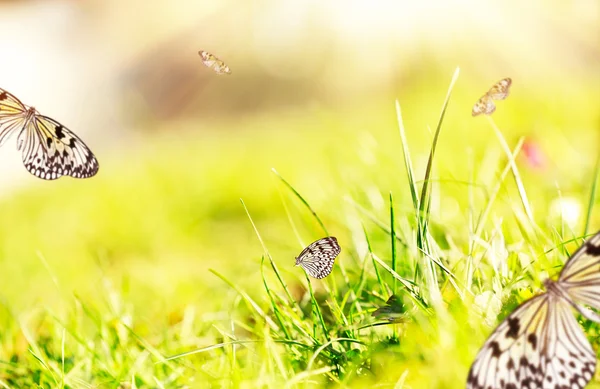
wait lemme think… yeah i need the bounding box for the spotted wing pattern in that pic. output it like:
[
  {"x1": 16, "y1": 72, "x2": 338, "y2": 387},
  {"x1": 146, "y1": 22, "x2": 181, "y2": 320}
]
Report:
[
  {"x1": 0, "y1": 87, "x2": 99, "y2": 180},
  {"x1": 471, "y1": 95, "x2": 496, "y2": 116},
  {"x1": 198, "y1": 50, "x2": 231, "y2": 75},
  {"x1": 294, "y1": 236, "x2": 341, "y2": 279},
  {"x1": 472, "y1": 78, "x2": 512, "y2": 116},
  {"x1": 487, "y1": 78, "x2": 512, "y2": 100},
  {"x1": 467, "y1": 293, "x2": 596, "y2": 389},
  {"x1": 19, "y1": 115, "x2": 99, "y2": 180},
  {"x1": 558, "y1": 232, "x2": 600, "y2": 316},
  {"x1": 0, "y1": 89, "x2": 27, "y2": 146},
  {"x1": 467, "y1": 231, "x2": 600, "y2": 389}
]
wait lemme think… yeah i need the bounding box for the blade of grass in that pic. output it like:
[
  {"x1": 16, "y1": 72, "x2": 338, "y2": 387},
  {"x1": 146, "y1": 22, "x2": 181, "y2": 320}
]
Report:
[
  {"x1": 362, "y1": 224, "x2": 387, "y2": 296},
  {"x1": 240, "y1": 198, "x2": 296, "y2": 308},
  {"x1": 413, "y1": 68, "x2": 459, "y2": 305},
  {"x1": 473, "y1": 137, "x2": 525, "y2": 241},
  {"x1": 370, "y1": 254, "x2": 431, "y2": 314},
  {"x1": 284, "y1": 366, "x2": 336, "y2": 388},
  {"x1": 466, "y1": 148, "x2": 475, "y2": 289},
  {"x1": 417, "y1": 67, "x2": 460, "y2": 250},
  {"x1": 485, "y1": 116, "x2": 536, "y2": 231},
  {"x1": 347, "y1": 198, "x2": 406, "y2": 246},
  {"x1": 304, "y1": 274, "x2": 330, "y2": 342},
  {"x1": 159, "y1": 339, "x2": 311, "y2": 362},
  {"x1": 390, "y1": 192, "x2": 397, "y2": 295},
  {"x1": 259, "y1": 256, "x2": 293, "y2": 340},
  {"x1": 395, "y1": 100, "x2": 419, "y2": 212},
  {"x1": 305, "y1": 338, "x2": 365, "y2": 370},
  {"x1": 274, "y1": 174, "x2": 304, "y2": 245},
  {"x1": 210, "y1": 268, "x2": 280, "y2": 331},
  {"x1": 272, "y1": 168, "x2": 328, "y2": 235},
  {"x1": 583, "y1": 154, "x2": 600, "y2": 235}
]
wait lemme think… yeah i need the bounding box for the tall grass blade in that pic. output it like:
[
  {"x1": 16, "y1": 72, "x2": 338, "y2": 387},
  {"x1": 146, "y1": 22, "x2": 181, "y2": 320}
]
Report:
[
  {"x1": 584, "y1": 154, "x2": 600, "y2": 235},
  {"x1": 395, "y1": 100, "x2": 419, "y2": 211},
  {"x1": 210, "y1": 268, "x2": 280, "y2": 331},
  {"x1": 240, "y1": 198, "x2": 296, "y2": 307},
  {"x1": 486, "y1": 116, "x2": 536, "y2": 231},
  {"x1": 417, "y1": 67, "x2": 460, "y2": 250}
]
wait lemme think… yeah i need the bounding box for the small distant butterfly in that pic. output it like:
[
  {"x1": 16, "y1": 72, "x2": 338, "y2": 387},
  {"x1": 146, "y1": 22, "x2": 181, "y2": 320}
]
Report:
[
  {"x1": 472, "y1": 78, "x2": 512, "y2": 116},
  {"x1": 0, "y1": 88, "x2": 99, "y2": 180},
  {"x1": 198, "y1": 50, "x2": 231, "y2": 75},
  {"x1": 372, "y1": 294, "x2": 409, "y2": 323},
  {"x1": 295, "y1": 236, "x2": 341, "y2": 279},
  {"x1": 467, "y1": 230, "x2": 600, "y2": 389}
]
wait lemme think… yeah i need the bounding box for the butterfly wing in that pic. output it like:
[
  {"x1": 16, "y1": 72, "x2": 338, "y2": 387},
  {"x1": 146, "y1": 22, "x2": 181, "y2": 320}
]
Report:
[
  {"x1": 467, "y1": 293, "x2": 595, "y2": 389},
  {"x1": 0, "y1": 88, "x2": 27, "y2": 116},
  {"x1": 471, "y1": 95, "x2": 496, "y2": 116},
  {"x1": 19, "y1": 115, "x2": 99, "y2": 180},
  {"x1": 558, "y1": 231, "x2": 600, "y2": 310},
  {"x1": 295, "y1": 236, "x2": 341, "y2": 279},
  {"x1": 0, "y1": 88, "x2": 27, "y2": 147},
  {"x1": 198, "y1": 51, "x2": 231, "y2": 75},
  {"x1": 487, "y1": 78, "x2": 512, "y2": 100}
]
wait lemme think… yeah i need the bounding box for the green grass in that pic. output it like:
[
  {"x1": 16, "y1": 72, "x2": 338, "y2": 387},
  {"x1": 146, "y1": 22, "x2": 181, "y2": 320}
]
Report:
[{"x1": 0, "y1": 69, "x2": 599, "y2": 388}]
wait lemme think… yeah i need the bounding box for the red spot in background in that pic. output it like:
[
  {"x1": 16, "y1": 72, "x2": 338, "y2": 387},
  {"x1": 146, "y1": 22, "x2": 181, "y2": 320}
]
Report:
[{"x1": 521, "y1": 137, "x2": 547, "y2": 170}]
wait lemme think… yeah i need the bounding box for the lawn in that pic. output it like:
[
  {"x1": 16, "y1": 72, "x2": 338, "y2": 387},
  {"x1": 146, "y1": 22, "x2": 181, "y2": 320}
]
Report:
[{"x1": 0, "y1": 68, "x2": 599, "y2": 388}]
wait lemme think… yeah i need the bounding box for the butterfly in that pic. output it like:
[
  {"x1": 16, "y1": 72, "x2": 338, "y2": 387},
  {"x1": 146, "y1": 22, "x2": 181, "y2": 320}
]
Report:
[
  {"x1": 467, "y1": 230, "x2": 600, "y2": 389},
  {"x1": 472, "y1": 78, "x2": 512, "y2": 116},
  {"x1": 0, "y1": 88, "x2": 99, "y2": 180},
  {"x1": 372, "y1": 294, "x2": 409, "y2": 323},
  {"x1": 198, "y1": 51, "x2": 231, "y2": 75},
  {"x1": 294, "y1": 236, "x2": 341, "y2": 279}
]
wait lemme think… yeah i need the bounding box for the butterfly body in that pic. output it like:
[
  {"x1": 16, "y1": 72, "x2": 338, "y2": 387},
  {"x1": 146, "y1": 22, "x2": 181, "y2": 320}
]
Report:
[
  {"x1": 0, "y1": 88, "x2": 98, "y2": 180},
  {"x1": 472, "y1": 78, "x2": 512, "y2": 116},
  {"x1": 467, "y1": 231, "x2": 600, "y2": 389},
  {"x1": 295, "y1": 236, "x2": 341, "y2": 279}
]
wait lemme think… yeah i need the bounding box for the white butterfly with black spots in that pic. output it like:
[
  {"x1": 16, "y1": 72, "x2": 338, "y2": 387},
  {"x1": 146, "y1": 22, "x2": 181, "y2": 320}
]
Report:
[
  {"x1": 295, "y1": 236, "x2": 341, "y2": 279},
  {"x1": 0, "y1": 87, "x2": 99, "y2": 180},
  {"x1": 467, "y1": 230, "x2": 600, "y2": 389},
  {"x1": 198, "y1": 51, "x2": 231, "y2": 75},
  {"x1": 472, "y1": 78, "x2": 512, "y2": 116}
]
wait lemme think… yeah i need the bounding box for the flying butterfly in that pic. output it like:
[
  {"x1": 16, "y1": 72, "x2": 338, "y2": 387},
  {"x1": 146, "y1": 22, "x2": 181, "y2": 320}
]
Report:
[
  {"x1": 467, "y1": 230, "x2": 600, "y2": 389},
  {"x1": 295, "y1": 236, "x2": 341, "y2": 279},
  {"x1": 0, "y1": 88, "x2": 99, "y2": 180},
  {"x1": 198, "y1": 50, "x2": 231, "y2": 75},
  {"x1": 472, "y1": 78, "x2": 512, "y2": 116}
]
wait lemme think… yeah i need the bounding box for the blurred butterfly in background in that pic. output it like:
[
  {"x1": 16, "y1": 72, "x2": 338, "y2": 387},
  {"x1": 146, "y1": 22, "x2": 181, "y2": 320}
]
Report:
[
  {"x1": 471, "y1": 78, "x2": 512, "y2": 116},
  {"x1": 467, "y1": 230, "x2": 600, "y2": 389},
  {"x1": 198, "y1": 50, "x2": 231, "y2": 75},
  {"x1": 372, "y1": 294, "x2": 409, "y2": 323},
  {"x1": 295, "y1": 236, "x2": 341, "y2": 279},
  {"x1": 0, "y1": 88, "x2": 99, "y2": 180}
]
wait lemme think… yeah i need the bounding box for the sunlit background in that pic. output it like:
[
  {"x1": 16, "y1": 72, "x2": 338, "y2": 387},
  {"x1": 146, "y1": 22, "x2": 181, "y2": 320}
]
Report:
[{"x1": 0, "y1": 0, "x2": 598, "y2": 387}]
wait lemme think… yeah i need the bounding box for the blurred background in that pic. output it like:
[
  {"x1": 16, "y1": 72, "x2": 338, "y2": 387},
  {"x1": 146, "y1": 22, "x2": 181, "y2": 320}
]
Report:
[{"x1": 0, "y1": 0, "x2": 598, "y2": 387}]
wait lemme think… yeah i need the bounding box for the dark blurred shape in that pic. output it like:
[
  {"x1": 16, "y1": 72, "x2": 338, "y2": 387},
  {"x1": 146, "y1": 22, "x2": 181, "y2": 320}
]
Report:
[
  {"x1": 372, "y1": 294, "x2": 409, "y2": 323},
  {"x1": 120, "y1": 38, "x2": 205, "y2": 123}
]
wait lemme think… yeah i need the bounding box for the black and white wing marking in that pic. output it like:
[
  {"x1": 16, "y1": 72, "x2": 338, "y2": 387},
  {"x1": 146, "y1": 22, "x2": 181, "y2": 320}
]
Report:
[
  {"x1": 558, "y1": 231, "x2": 600, "y2": 309},
  {"x1": 19, "y1": 115, "x2": 99, "y2": 180},
  {"x1": 467, "y1": 293, "x2": 596, "y2": 389},
  {"x1": 0, "y1": 87, "x2": 99, "y2": 180},
  {"x1": 294, "y1": 236, "x2": 341, "y2": 279},
  {"x1": 0, "y1": 88, "x2": 27, "y2": 147}
]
